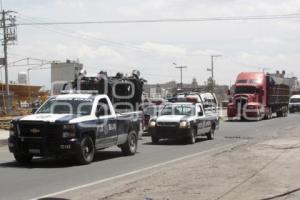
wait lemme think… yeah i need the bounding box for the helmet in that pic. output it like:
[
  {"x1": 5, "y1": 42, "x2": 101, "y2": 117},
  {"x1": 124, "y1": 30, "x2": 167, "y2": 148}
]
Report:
[{"x1": 132, "y1": 70, "x2": 140, "y2": 78}]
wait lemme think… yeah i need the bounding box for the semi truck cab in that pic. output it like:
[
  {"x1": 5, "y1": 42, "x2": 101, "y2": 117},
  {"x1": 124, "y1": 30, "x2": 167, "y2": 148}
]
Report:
[{"x1": 228, "y1": 71, "x2": 290, "y2": 120}]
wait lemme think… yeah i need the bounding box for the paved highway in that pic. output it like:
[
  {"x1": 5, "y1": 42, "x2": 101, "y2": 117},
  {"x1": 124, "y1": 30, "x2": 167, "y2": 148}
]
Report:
[{"x1": 0, "y1": 114, "x2": 299, "y2": 200}]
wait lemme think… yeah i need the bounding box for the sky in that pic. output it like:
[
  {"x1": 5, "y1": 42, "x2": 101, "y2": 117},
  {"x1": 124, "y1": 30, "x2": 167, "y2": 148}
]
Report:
[{"x1": 1, "y1": 0, "x2": 300, "y2": 89}]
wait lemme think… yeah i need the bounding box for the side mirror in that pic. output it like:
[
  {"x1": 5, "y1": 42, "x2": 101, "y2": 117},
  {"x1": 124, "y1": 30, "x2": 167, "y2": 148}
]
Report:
[
  {"x1": 198, "y1": 111, "x2": 203, "y2": 116},
  {"x1": 31, "y1": 108, "x2": 38, "y2": 114},
  {"x1": 96, "y1": 107, "x2": 105, "y2": 118}
]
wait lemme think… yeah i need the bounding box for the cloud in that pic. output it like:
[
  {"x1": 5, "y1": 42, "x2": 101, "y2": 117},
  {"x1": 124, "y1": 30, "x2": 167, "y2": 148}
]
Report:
[
  {"x1": 4, "y1": 0, "x2": 300, "y2": 88},
  {"x1": 55, "y1": 0, "x2": 85, "y2": 9},
  {"x1": 139, "y1": 42, "x2": 187, "y2": 57},
  {"x1": 253, "y1": 37, "x2": 285, "y2": 46}
]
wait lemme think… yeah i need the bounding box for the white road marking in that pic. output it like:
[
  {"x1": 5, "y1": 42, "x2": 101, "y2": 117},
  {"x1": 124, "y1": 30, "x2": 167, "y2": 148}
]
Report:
[{"x1": 31, "y1": 141, "x2": 246, "y2": 200}]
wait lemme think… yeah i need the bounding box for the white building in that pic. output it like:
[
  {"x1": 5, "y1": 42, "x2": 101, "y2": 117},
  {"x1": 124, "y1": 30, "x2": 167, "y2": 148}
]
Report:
[
  {"x1": 18, "y1": 72, "x2": 27, "y2": 84},
  {"x1": 51, "y1": 60, "x2": 83, "y2": 94}
]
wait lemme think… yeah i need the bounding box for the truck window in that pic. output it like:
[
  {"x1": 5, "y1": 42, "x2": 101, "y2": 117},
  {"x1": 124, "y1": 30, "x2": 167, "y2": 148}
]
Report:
[
  {"x1": 160, "y1": 104, "x2": 195, "y2": 116},
  {"x1": 78, "y1": 103, "x2": 93, "y2": 115},
  {"x1": 37, "y1": 98, "x2": 93, "y2": 115},
  {"x1": 235, "y1": 86, "x2": 257, "y2": 94},
  {"x1": 97, "y1": 98, "x2": 111, "y2": 115},
  {"x1": 53, "y1": 103, "x2": 72, "y2": 114},
  {"x1": 290, "y1": 98, "x2": 300, "y2": 103}
]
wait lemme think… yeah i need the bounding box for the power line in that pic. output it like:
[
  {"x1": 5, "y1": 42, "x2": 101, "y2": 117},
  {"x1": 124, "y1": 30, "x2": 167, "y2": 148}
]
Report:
[
  {"x1": 17, "y1": 14, "x2": 155, "y2": 53},
  {"x1": 15, "y1": 13, "x2": 216, "y2": 58},
  {"x1": 16, "y1": 13, "x2": 300, "y2": 26}
]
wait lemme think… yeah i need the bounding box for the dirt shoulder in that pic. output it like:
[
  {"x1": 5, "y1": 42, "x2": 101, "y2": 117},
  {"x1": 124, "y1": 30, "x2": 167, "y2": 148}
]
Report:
[{"x1": 53, "y1": 124, "x2": 300, "y2": 200}]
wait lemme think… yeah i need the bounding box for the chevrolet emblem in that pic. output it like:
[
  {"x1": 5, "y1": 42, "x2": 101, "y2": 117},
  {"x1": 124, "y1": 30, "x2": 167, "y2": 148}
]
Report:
[{"x1": 30, "y1": 128, "x2": 40, "y2": 134}]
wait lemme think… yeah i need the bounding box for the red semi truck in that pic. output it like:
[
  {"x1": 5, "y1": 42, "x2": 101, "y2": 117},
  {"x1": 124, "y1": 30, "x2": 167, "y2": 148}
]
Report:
[{"x1": 227, "y1": 71, "x2": 290, "y2": 120}]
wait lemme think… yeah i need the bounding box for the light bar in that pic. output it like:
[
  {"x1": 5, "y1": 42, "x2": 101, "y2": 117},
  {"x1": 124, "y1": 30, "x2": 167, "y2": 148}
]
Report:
[{"x1": 60, "y1": 90, "x2": 99, "y2": 95}]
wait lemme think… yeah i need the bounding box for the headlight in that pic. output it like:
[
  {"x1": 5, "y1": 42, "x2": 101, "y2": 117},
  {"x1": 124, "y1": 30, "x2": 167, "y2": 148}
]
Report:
[
  {"x1": 62, "y1": 124, "x2": 76, "y2": 138},
  {"x1": 179, "y1": 121, "x2": 189, "y2": 128},
  {"x1": 9, "y1": 123, "x2": 15, "y2": 137},
  {"x1": 149, "y1": 121, "x2": 156, "y2": 127}
]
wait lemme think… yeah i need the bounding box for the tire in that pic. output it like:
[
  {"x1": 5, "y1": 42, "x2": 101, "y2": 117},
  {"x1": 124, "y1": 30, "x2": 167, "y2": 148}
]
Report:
[
  {"x1": 151, "y1": 136, "x2": 160, "y2": 144},
  {"x1": 276, "y1": 111, "x2": 283, "y2": 118},
  {"x1": 206, "y1": 127, "x2": 215, "y2": 140},
  {"x1": 76, "y1": 135, "x2": 95, "y2": 165},
  {"x1": 14, "y1": 153, "x2": 33, "y2": 164},
  {"x1": 268, "y1": 110, "x2": 273, "y2": 119},
  {"x1": 121, "y1": 130, "x2": 138, "y2": 156},
  {"x1": 186, "y1": 128, "x2": 196, "y2": 144}
]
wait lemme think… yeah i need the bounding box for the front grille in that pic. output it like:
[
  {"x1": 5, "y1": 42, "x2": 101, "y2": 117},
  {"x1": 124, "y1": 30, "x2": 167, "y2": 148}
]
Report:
[
  {"x1": 235, "y1": 98, "x2": 247, "y2": 110},
  {"x1": 19, "y1": 122, "x2": 62, "y2": 140},
  {"x1": 157, "y1": 122, "x2": 178, "y2": 127},
  {"x1": 156, "y1": 127, "x2": 177, "y2": 135},
  {"x1": 19, "y1": 123, "x2": 45, "y2": 138}
]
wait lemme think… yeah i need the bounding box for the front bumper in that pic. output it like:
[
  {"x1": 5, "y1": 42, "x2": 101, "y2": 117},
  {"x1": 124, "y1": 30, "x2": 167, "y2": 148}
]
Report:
[
  {"x1": 290, "y1": 105, "x2": 300, "y2": 112},
  {"x1": 227, "y1": 107, "x2": 262, "y2": 119},
  {"x1": 227, "y1": 107, "x2": 237, "y2": 118},
  {"x1": 8, "y1": 136, "x2": 80, "y2": 157},
  {"x1": 148, "y1": 126, "x2": 191, "y2": 139}
]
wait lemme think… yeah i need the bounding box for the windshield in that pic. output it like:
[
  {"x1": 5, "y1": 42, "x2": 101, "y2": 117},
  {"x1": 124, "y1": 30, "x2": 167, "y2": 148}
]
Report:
[
  {"x1": 144, "y1": 106, "x2": 164, "y2": 116},
  {"x1": 235, "y1": 86, "x2": 258, "y2": 94},
  {"x1": 290, "y1": 98, "x2": 300, "y2": 103},
  {"x1": 37, "y1": 98, "x2": 93, "y2": 115},
  {"x1": 160, "y1": 104, "x2": 195, "y2": 116}
]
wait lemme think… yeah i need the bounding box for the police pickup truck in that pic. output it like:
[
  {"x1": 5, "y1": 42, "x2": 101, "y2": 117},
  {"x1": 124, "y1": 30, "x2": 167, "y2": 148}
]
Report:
[
  {"x1": 148, "y1": 102, "x2": 219, "y2": 144},
  {"x1": 8, "y1": 93, "x2": 143, "y2": 164}
]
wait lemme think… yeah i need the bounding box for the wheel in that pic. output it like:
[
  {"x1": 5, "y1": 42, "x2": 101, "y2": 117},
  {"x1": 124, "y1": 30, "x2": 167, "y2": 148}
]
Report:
[
  {"x1": 268, "y1": 110, "x2": 273, "y2": 119},
  {"x1": 121, "y1": 130, "x2": 138, "y2": 156},
  {"x1": 263, "y1": 111, "x2": 272, "y2": 120},
  {"x1": 14, "y1": 153, "x2": 33, "y2": 164},
  {"x1": 76, "y1": 135, "x2": 95, "y2": 165},
  {"x1": 206, "y1": 127, "x2": 215, "y2": 140},
  {"x1": 276, "y1": 111, "x2": 283, "y2": 117},
  {"x1": 186, "y1": 128, "x2": 196, "y2": 144},
  {"x1": 151, "y1": 136, "x2": 160, "y2": 144}
]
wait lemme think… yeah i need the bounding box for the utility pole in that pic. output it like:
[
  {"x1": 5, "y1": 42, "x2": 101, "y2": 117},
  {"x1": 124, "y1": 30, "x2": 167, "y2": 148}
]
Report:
[
  {"x1": 207, "y1": 55, "x2": 221, "y2": 93},
  {"x1": 0, "y1": 10, "x2": 17, "y2": 94},
  {"x1": 173, "y1": 63, "x2": 187, "y2": 89}
]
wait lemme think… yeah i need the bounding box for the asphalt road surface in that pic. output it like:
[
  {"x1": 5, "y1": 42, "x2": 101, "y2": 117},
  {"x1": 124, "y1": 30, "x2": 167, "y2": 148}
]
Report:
[{"x1": 0, "y1": 114, "x2": 299, "y2": 200}]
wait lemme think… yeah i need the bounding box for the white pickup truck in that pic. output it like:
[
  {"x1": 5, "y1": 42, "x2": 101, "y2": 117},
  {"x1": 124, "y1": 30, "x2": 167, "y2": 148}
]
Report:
[{"x1": 148, "y1": 102, "x2": 219, "y2": 144}]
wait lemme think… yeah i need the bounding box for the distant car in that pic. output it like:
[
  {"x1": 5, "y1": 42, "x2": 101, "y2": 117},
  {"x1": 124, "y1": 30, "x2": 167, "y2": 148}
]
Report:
[
  {"x1": 144, "y1": 105, "x2": 165, "y2": 131},
  {"x1": 289, "y1": 95, "x2": 300, "y2": 113},
  {"x1": 148, "y1": 102, "x2": 219, "y2": 144}
]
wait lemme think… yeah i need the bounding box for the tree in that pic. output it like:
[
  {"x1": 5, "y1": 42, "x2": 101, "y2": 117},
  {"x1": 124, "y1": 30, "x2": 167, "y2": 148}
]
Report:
[
  {"x1": 206, "y1": 77, "x2": 216, "y2": 92},
  {"x1": 191, "y1": 77, "x2": 198, "y2": 89}
]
